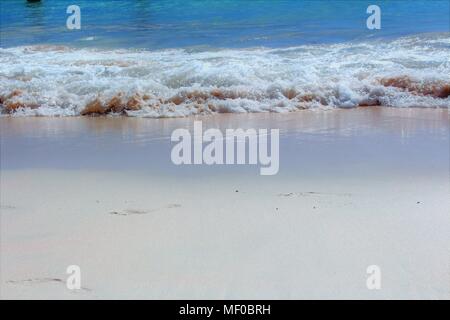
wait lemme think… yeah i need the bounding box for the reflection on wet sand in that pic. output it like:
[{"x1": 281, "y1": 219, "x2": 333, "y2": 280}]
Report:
[
  {"x1": 1, "y1": 107, "x2": 447, "y2": 140},
  {"x1": 1, "y1": 107, "x2": 448, "y2": 180}
]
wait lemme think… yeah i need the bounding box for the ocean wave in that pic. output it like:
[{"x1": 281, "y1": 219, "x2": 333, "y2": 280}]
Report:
[{"x1": 1, "y1": 34, "x2": 449, "y2": 117}]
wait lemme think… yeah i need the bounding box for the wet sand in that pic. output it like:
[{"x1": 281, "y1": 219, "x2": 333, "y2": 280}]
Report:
[{"x1": 0, "y1": 108, "x2": 449, "y2": 299}]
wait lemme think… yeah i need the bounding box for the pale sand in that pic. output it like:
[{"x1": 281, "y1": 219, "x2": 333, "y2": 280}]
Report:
[{"x1": 0, "y1": 108, "x2": 449, "y2": 299}]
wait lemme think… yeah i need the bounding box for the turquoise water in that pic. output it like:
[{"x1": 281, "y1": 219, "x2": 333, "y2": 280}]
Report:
[{"x1": 1, "y1": 0, "x2": 449, "y2": 49}]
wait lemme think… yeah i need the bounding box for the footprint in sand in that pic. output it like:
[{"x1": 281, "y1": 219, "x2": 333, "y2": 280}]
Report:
[
  {"x1": 109, "y1": 204, "x2": 181, "y2": 216},
  {"x1": 278, "y1": 191, "x2": 352, "y2": 198},
  {"x1": 1, "y1": 204, "x2": 17, "y2": 210},
  {"x1": 6, "y1": 278, "x2": 92, "y2": 292},
  {"x1": 7, "y1": 277, "x2": 63, "y2": 285},
  {"x1": 277, "y1": 192, "x2": 353, "y2": 210}
]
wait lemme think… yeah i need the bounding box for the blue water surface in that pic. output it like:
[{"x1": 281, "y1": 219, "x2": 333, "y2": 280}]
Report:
[{"x1": 0, "y1": 0, "x2": 449, "y2": 49}]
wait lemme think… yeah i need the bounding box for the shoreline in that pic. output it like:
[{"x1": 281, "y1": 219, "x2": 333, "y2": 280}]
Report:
[{"x1": 1, "y1": 104, "x2": 449, "y2": 118}]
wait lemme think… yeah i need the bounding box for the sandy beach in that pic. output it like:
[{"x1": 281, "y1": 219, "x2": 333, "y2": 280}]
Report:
[{"x1": 1, "y1": 108, "x2": 449, "y2": 299}]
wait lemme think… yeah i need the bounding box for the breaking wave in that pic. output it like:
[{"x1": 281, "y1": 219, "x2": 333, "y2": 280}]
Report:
[{"x1": 1, "y1": 33, "x2": 449, "y2": 117}]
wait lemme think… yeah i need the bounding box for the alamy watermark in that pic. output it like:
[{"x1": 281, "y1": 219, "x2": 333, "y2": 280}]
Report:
[
  {"x1": 367, "y1": 5, "x2": 381, "y2": 30},
  {"x1": 171, "y1": 121, "x2": 279, "y2": 175},
  {"x1": 66, "y1": 5, "x2": 81, "y2": 30},
  {"x1": 366, "y1": 265, "x2": 381, "y2": 290},
  {"x1": 66, "y1": 265, "x2": 81, "y2": 290}
]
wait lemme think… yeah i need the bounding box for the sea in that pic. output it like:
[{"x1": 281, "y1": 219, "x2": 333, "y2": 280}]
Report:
[{"x1": 0, "y1": 0, "x2": 449, "y2": 117}]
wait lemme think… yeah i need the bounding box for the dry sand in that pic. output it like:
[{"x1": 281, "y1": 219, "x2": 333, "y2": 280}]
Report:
[{"x1": 0, "y1": 108, "x2": 449, "y2": 299}]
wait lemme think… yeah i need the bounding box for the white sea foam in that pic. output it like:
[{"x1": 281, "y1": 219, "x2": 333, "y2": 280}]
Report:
[{"x1": 0, "y1": 33, "x2": 449, "y2": 117}]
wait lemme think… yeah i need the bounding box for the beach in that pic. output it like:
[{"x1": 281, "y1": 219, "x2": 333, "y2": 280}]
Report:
[
  {"x1": 1, "y1": 108, "x2": 449, "y2": 299},
  {"x1": 1, "y1": 0, "x2": 449, "y2": 301}
]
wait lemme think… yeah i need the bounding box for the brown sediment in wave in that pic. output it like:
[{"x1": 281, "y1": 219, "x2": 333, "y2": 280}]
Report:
[
  {"x1": 168, "y1": 88, "x2": 256, "y2": 106},
  {"x1": 106, "y1": 94, "x2": 126, "y2": 113},
  {"x1": 126, "y1": 94, "x2": 144, "y2": 111},
  {"x1": 5, "y1": 89, "x2": 23, "y2": 100},
  {"x1": 12, "y1": 80, "x2": 444, "y2": 116},
  {"x1": 93, "y1": 88, "x2": 326, "y2": 114},
  {"x1": 283, "y1": 88, "x2": 297, "y2": 100},
  {"x1": 168, "y1": 91, "x2": 208, "y2": 105},
  {"x1": 80, "y1": 93, "x2": 147, "y2": 116},
  {"x1": 380, "y1": 76, "x2": 450, "y2": 98},
  {"x1": 0, "y1": 90, "x2": 38, "y2": 113},
  {"x1": 4, "y1": 101, "x2": 28, "y2": 112},
  {"x1": 168, "y1": 95, "x2": 184, "y2": 105},
  {"x1": 210, "y1": 89, "x2": 227, "y2": 100},
  {"x1": 2, "y1": 89, "x2": 23, "y2": 101},
  {"x1": 80, "y1": 98, "x2": 106, "y2": 116},
  {"x1": 298, "y1": 93, "x2": 316, "y2": 102},
  {"x1": 167, "y1": 88, "x2": 323, "y2": 106},
  {"x1": 4, "y1": 101, "x2": 39, "y2": 112},
  {"x1": 433, "y1": 85, "x2": 450, "y2": 98},
  {"x1": 358, "y1": 101, "x2": 381, "y2": 107},
  {"x1": 358, "y1": 98, "x2": 381, "y2": 107}
]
